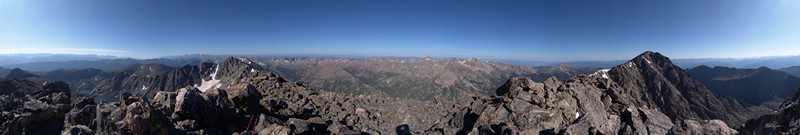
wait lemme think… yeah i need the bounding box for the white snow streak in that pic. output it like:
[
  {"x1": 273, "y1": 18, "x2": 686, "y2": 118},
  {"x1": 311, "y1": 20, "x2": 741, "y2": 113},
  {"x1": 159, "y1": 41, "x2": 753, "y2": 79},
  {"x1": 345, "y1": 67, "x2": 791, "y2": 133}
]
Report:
[
  {"x1": 195, "y1": 65, "x2": 221, "y2": 93},
  {"x1": 626, "y1": 62, "x2": 638, "y2": 68},
  {"x1": 590, "y1": 69, "x2": 611, "y2": 79}
]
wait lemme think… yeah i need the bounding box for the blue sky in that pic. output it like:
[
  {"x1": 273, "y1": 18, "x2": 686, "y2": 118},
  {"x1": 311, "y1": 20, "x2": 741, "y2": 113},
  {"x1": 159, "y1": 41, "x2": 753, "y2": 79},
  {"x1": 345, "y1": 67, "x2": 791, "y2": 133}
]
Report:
[{"x1": 1, "y1": 0, "x2": 798, "y2": 60}]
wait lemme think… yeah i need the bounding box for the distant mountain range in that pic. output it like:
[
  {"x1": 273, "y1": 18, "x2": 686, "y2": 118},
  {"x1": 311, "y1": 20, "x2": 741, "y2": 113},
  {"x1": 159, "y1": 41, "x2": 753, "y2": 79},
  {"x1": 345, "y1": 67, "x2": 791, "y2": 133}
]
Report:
[
  {"x1": 780, "y1": 66, "x2": 800, "y2": 77},
  {"x1": 0, "y1": 53, "x2": 124, "y2": 65},
  {"x1": 1, "y1": 58, "x2": 207, "y2": 71},
  {"x1": 264, "y1": 57, "x2": 598, "y2": 100},
  {"x1": 4, "y1": 53, "x2": 800, "y2": 71},
  {"x1": 687, "y1": 66, "x2": 800, "y2": 105}
]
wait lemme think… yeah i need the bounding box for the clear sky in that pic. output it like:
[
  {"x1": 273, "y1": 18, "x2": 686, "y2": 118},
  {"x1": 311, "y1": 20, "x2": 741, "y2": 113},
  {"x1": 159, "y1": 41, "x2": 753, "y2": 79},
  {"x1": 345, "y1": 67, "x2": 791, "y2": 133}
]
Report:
[{"x1": 1, "y1": 0, "x2": 798, "y2": 60}]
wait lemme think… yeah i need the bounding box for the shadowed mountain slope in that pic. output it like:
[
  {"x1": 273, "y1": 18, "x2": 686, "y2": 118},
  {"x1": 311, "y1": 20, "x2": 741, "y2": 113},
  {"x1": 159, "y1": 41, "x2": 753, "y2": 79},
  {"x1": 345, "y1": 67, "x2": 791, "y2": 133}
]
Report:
[{"x1": 688, "y1": 66, "x2": 800, "y2": 105}]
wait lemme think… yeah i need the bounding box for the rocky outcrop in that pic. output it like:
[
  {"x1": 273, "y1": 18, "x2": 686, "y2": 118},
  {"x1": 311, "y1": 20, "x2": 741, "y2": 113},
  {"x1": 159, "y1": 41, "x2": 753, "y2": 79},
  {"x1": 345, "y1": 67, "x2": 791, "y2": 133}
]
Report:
[
  {"x1": 469, "y1": 74, "x2": 677, "y2": 134},
  {"x1": 0, "y1": 80, "x2": 72, "y2": 134}
]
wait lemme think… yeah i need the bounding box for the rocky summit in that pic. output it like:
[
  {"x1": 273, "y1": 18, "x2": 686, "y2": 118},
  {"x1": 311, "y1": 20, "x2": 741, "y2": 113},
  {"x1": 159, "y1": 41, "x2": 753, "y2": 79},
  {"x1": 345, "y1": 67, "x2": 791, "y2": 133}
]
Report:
[{"x1": 0, "y1": 51, "x2": 783, "y2": 135}]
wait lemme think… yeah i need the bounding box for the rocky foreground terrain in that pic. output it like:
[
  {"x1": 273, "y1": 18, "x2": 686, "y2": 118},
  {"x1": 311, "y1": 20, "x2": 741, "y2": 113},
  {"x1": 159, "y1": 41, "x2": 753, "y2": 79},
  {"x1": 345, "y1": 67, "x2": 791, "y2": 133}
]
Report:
[{"x1": 0, "y1": 51, "x2": 791, "y2": 135}]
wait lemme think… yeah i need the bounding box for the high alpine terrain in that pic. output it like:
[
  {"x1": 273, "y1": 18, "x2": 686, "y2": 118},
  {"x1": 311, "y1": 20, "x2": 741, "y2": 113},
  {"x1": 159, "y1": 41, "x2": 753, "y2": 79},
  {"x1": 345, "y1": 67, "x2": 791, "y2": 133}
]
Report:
[{"x1": 0, "y1": 51, "x2": 781, "y2": 135}]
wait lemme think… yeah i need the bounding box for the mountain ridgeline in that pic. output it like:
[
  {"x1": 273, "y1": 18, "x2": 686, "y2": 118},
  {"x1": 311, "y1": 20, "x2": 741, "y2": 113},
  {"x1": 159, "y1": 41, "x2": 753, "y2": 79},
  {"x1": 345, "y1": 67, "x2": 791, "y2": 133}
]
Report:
[{"x1": 687, "y1": 66, "x2": 800, "y2": 105}]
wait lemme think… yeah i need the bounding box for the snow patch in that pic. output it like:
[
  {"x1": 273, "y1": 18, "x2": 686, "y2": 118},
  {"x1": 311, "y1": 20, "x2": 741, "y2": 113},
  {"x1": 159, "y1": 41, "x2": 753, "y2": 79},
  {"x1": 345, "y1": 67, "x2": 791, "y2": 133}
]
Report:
[
  {"x1": 589, "y1": 69, "x2": 611, "y2": 79},
  {"x1": 141, "y1": 85, "x2": 148, "y2": 90},
  {"x1": 149, "y1": 67, "x2": 153, "y2": 71},
  {"x1": 575, "y1": 112, "x2": 581, "y2": 119},
  {"x1": 645, "y1": 59, "x2": 652, "y2": 64},
  {"x1": 626, "y1": 62, "x2": 636, "y2": 68},
  {"x1": 237, "y1": 57, "x2": 252, "y2": 64},
  {"x1": 176, "y1": 88, "x2": 187, "y2": 104},
  {"x1": 250, "y1": 68, "x2": 256, "y2": 72},
  {"x1": 195, "y1": 65, "x2": 221, "y2": 93}
]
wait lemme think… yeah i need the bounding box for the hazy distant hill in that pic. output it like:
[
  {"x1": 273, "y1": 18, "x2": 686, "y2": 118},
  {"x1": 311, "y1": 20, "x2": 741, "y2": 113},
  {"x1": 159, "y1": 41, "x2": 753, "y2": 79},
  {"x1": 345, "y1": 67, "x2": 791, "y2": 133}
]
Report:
[
  {"x1": 2, "y1": 58, "x2": 205, "y2": 71},
  {"x1": 0, "y1": 53, "x2": 123, "y2": 65},
  {"x1": 687, "y1": 66, "x2": 800, "y2": 105},
  {"x1": 780, "y1": 66, "x2": 800, "y2": 77},
  {"x1": 0, "y1": 67, "x2": 11, "y2": 78}
]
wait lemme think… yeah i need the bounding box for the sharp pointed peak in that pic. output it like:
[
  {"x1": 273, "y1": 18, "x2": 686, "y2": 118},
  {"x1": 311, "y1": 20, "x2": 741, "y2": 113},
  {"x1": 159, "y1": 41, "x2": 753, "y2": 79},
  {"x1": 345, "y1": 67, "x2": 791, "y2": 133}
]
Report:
[
  {"x1": 633, "y1": 51, "x2": 666, "y2": 60},
  {"x1": 610, "y1": 51, "x2": 683, "y2": 73},
  {"x1": 626, "y1": 51, "x2": 672, "y2": 66}
]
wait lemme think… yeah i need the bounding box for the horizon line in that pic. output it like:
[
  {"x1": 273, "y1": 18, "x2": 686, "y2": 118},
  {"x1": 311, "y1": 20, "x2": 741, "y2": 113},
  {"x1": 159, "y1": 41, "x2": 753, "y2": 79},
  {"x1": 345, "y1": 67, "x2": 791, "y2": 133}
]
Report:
[{"x1": 2, "y1": 52, "x2": 800, "y2": 62}]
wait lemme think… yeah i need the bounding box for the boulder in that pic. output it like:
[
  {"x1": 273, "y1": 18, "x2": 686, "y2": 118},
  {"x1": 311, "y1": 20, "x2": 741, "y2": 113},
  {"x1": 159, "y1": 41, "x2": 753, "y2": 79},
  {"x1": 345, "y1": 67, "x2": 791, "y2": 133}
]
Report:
[
  {"x1": 226, "y1": 84, "x2": 263, "y2": 113},
  {"x1": 65, "y1": 105, "x2": 96, "y2": 127},
  {"x1": 52, "y1": 92, "x2": 71, "y2": 104},
  {"x1": 253, "y1": 114, "x2": 284, "y2": 133},
  {"x1": 673, "y1": 120, "x2": 737, "y2": 135},
  {"x1": 495, "y1": 77, "x2": 535, "y2": 96},
  {"x1": 119, "y1": 92, "x2": 136, "y2": 106},
  {"x1": 42, "y1": 81, "x2": 71, "y2": 96},
  {"x1": 73, "y1": 97, "x2": 95, "y2": 109},
  {"x1": 152, "y1": 91, "x2": 177, "y2": 115},
  {"x1": 327, "y1": 123, "x2": 362, "y2": 135},
  {"x1": 21, "y1": 100, "x2": 55, "y2": 127},
  {"x1": 258, "y1": 124, "x2": 291, "y2": 135},
  {"x1": 61, "y1": 125, "x2": 94, "y2": 135}
]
